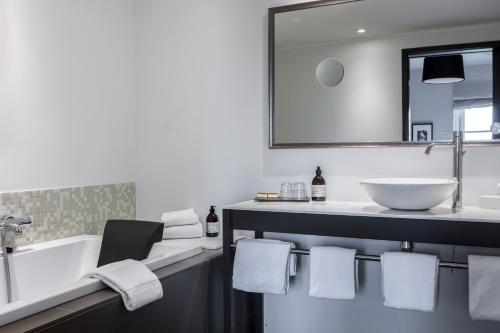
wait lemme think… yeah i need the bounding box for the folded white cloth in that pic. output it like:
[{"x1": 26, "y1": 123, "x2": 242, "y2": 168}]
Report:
[
  {"x1": 232, "y1": 239, "x2": 293, "y2": 294},
  {"x1": 469, "y1": 255, "x2": 500, "y2": 322},
  {"x1": 240, "y1": 238, "x2": 297, "y2": 276},
  {"x1": 163, "y1": 222, "x2": 203, "y2": 239},
  {"x1": 161, "y1": 208, "x2": 199, "y2": 227},
  {"x1": 381, "y1": 252, "x2": 439, "y2": 312},
  {"x1": 88, "y1": 259, "x2": 163, "y2": 311},
  {"x1": 309, "y1": 246, "x2": 358, "y2": 300}
]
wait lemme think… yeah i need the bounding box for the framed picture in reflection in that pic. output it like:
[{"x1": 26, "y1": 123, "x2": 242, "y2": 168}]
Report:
[{"x1": 412, "y1": 123, "x2": 433, "y2": 142}]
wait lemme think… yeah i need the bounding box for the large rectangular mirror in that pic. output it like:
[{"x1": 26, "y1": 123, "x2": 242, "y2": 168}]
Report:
[{"x1": 269, "y1": 0, "x2": 500, "y2": 147}]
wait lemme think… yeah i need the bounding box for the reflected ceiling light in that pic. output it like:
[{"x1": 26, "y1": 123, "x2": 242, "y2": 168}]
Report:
[
  {"x1": 422, "y1": 54, "x2": 465, "y2": 84},
  {"x1": 357, "y1": 28, "x2": 366, "y2": 34}
]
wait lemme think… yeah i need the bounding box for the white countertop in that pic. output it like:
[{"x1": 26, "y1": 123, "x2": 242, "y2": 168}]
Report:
[
  {"x1": 225, "y1": 200, "x2": 500, "y2": 224},
  {"x1": 161, "y1": 237, "x2": 222, "y2": 250}
]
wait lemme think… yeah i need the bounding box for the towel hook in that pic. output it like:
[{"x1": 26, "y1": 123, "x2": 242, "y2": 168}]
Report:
[{"x1": 400, "y1": 241, "x2": 413, "y2": 253}]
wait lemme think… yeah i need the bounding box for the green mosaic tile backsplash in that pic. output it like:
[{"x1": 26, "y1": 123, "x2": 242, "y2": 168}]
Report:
[{"x1": 0, "y1": 183, "x2": 136, "y2": 247}]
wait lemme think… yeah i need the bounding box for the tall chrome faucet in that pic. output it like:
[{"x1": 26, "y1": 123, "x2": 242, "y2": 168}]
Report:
[
  {"x1": 0, "y1": 215, "x2": 32, "y2": 303},
  {"x1": 424, "y1": 130, "x2": 464, "y2": 209}
]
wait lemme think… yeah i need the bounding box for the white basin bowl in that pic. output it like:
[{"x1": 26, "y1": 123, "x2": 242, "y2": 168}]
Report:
[{"x1": 360, "y1": 178, "x2": 458, "y2": 210}]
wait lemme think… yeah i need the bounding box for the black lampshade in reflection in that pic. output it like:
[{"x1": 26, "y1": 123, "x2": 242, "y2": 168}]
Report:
[{"x1": 422, "y1": 54, "x2": 465, "y2": 84}]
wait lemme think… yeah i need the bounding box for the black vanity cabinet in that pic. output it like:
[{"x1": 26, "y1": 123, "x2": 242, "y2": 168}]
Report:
[{"x1": 223, "y1": 201, "x2": 500, "y2": 333}]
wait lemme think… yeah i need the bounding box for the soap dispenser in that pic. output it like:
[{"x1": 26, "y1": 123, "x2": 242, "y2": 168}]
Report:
[
  {"x1": 206, "y1": 206, "x2": 219, "y2": 238},
  {"x1": 311, "y1": 166, "x2": 326, "y2": 201}
]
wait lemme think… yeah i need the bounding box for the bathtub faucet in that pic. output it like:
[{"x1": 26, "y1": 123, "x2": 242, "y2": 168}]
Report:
[
  {"x1": 0, "y1": 215, "x2": 32, "y2": 303},
  {"x1": 0, "y1": 215, "x2": 32, "y2": 236}
]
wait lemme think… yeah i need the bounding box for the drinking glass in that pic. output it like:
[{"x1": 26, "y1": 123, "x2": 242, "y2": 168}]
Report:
[
  {"x1": 280, "y1": 182, "x2": 293, "y2": 199},
  {"x1": 293, "y1": 182, "x2": 307, "y2": 200}
]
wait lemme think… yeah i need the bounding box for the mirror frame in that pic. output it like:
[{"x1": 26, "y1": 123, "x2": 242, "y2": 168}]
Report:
[{"x1": 268, "y1": 0, "x2": 500, "y2": 149}]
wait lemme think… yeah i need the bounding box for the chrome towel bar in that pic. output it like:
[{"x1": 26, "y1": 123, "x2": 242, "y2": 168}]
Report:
[{"x1": 229, "y1": 244, "x2": 468, "y2": 270}]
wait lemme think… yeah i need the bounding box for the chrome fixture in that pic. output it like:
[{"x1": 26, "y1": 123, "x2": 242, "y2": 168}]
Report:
[
  {"x1": 400, "y1": 241, "x2": 413, "y2": 253},
  {"x1": 425, "y1": 131, "x2": 464, "y2": 209},
  {"x1": 0, "y1": 215, "x2": 32, "y2": 303}
]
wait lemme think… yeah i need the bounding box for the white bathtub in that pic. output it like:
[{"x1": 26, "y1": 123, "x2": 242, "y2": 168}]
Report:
[{"x1": 0, "y1": 235, "x2": 203, "y2": 326}]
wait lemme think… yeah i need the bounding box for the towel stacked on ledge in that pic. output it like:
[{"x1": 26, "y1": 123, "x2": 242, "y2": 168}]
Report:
[{"x1": 161, "y1": 208, "x2": 203, "y2": 239}]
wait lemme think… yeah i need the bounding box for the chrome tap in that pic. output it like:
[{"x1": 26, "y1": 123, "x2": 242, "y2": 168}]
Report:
[
  {"x1": 425, "y1": 131, "x2": 464, "y2": 209},
  {"x1": 0, "y1": 215, "x2": 32, "y2": 303},
  {"x1": 0, "y1": 215, "x2": 32, "y2": 235}
]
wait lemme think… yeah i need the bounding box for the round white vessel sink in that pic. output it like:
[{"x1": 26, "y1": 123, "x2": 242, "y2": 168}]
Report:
[{"x1": 360, "y1": 178, "x2": 458, "y2": 210}]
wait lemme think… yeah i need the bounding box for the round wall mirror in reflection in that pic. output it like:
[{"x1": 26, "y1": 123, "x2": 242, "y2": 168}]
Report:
[{"x1": 315, "y1": 58, "x2": 344, "y2": 88}]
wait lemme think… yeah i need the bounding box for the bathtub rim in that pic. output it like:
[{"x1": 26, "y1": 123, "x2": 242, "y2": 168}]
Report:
[
  {"x1": 0, "y1": 249, "x2": 222, "y2": 332},
  {"x1": 0, "y1": 234, "x2": 206, "y2": 327}
]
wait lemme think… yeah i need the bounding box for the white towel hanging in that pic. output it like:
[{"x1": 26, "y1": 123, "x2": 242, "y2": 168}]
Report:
[
  {"x1": 232, "y1": 239, "x2": 294, "y2": 295},
  {"x1": 309, "y1": 246, "x2": 358, "y2": 300},
  {"x1": 469, "y1": 255, "x2": 500, "y2": 322},
  {"x1": 381, "y1": 252, "x2": 439, "y2": 312}
]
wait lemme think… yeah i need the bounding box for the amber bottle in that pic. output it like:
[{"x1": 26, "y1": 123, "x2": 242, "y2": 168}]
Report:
[
  {"x1": 311, "y1": 167, "x2": 326, "y2": 201},
  {"x1": 206, "y1": 206, "x2": 219, "y2": 237}
]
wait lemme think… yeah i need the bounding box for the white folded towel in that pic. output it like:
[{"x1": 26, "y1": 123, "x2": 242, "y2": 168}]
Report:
[
  {"x1": 163, "y1": 222, "x2": 203, "y2": 239},
  {"x1": 161, "y1": 208, "x2": 199, "y2": 227},
  {"x1": 238, "y1": 238, "x2": 297, "y2": 276},
  {"x1": 88, "y1": 259, "x2": 163, "y2": 311},
  {"x1": 381, "y1": 252, "x2": 439, "y2": 312},
  {"x1": 232, "y1": 239, "x2": 293, "y2": 294},
  {"x1": 469, "y1": 255, "x2": 500, "y2": 322},
  {"x1": 309, "y1": 246, "x2": 358, "y2": 300}
]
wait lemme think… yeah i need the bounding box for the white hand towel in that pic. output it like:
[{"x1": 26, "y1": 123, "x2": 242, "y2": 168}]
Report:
[
  {"x1": 309, "y1": 246, "x2": 358, "y2": 300},
  {"x1": 381, "y1": 252, "x2": 439, "y2": 312},
  {"x1": 161, "y1": 208, "x2": 199, "y2": 227},
  {"x1": 232, "y1": 239, "x2": 292, "y2": 294},
  {"x1": 163, "y1": 222, "x2": 203, "y2": 239},
  {"x1": 469, "y1": 255, "x2": 500, "y2": 322},
  {"x1": 88, "y1": 259, "x2": 163, "y2": 311},
  {"x1": 242, "y1": 238, "x2": 297, "y2": 276}
]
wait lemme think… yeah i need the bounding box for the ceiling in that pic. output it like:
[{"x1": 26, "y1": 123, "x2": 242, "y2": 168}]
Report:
[{"x1": 275, "y1": 0, "x2": 500, "y2": 48}]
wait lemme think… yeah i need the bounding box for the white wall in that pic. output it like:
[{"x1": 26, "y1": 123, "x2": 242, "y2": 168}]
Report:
[
  {"x1": 134, "y1": 0, "x2": 264, "y2": 222},
  {"x1": 0, "y1": 0, "x2": 135, "y2": 191}
]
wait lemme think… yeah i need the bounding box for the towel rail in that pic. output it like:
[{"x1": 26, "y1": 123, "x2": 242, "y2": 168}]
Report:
[{"x1": 229, "y1": 244, "x2": 468, "y2": 270}]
